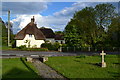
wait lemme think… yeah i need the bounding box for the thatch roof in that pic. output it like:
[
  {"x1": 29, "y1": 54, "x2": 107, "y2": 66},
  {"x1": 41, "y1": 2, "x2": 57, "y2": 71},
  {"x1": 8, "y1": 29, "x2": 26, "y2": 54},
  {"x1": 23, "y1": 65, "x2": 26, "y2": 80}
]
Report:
[
  {"x1": 15, "y1": 17, "x2": 45, "y2": 40},
  {"x1": 55, "y1": 34, "x2": 64, "y2": 40},
  {"x1": 39, "y1": 27, "x2": 55, "y2": 38}
]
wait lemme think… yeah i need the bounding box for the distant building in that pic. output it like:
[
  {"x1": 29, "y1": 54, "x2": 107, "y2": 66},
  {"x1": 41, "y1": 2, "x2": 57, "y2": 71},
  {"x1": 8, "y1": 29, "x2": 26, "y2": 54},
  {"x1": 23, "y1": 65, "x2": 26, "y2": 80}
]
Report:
[
  {"x1": 15, "y1": 17, "x2": 65, "y2": 48},
  {"x1": 55, "y1": 34, "x2": 65, "y2": 44},
  {"x1": 39, "y1": 27, "x2": 55, "y2": 44}
]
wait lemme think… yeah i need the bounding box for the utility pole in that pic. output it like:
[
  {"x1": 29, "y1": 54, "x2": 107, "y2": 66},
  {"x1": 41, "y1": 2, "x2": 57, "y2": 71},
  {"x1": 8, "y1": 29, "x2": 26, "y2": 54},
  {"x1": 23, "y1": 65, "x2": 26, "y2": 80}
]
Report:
[{"x1": 8, "y1": 10, "x2": 10, "y2": 47}]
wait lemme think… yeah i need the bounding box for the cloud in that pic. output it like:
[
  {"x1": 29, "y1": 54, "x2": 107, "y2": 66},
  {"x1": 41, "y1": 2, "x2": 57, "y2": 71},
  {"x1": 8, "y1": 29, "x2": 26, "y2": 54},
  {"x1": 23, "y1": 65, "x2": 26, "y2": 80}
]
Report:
[
  {"x1": 2, "y1": 2, "x2": 48, "y2": 15},
  {"x1": 11, "y1": 14, "x2": 70, "y2": 34},
  {"x1": 11, "y1": 2, "x2": 118, "y2": 34},
  {"x1": 53, "y1": 2, "x2": 98, "y2": 17},
  {"x1": 11, "y1": 2, "x2": 99, "y2": 34}
]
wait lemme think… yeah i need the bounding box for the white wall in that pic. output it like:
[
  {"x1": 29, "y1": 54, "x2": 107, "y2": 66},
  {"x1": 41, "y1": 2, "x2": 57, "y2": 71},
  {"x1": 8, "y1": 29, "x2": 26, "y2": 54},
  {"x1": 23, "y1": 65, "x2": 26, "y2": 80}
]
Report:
[
  {"x1": 16, "y1": 34, "x2": 45, "y2": 48},
  {"x1": 46, "y1": 38, "x2": 55, "y2": 44}
]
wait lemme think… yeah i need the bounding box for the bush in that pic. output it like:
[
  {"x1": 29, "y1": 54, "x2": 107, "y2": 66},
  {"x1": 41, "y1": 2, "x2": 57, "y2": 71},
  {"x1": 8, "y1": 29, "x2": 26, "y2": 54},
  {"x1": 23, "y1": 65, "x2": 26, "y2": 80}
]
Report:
[
  {"x1": 41, "y1": 42, "x2": 60, "y2": 51},
  {"x1": 27, "y1": 48, "x2": 48, "y2": 51},
  {"x1": 41, "y1": 43, "x2": 53, "y2": 50},
  {"x1": 16, "y1": 45, "x2": 27, "y2": 50},
  {"x1": 53, "y1": 42, "x2": 60, "y2": 51},
  {"x1": 16, "y1": 45, "x2": 48, "y2": 51}
]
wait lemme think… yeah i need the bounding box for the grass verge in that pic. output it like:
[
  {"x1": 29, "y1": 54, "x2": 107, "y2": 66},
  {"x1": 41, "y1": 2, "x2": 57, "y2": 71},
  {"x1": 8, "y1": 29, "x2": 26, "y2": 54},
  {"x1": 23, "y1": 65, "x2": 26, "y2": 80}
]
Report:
[
  {"x1": 45, "y1": 55, "x2": 120, "y2": 79},
  {"x1": 1, "y1": 58, "x2": 40, "y2": 79}
]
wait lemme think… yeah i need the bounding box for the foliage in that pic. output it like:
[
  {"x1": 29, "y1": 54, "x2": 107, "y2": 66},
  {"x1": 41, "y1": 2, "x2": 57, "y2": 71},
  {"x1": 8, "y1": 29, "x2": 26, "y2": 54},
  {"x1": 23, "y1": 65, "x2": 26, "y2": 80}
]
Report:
[
  {"x1": 65, "y1": 7, "x2": 98, "y2": 47},
  {"x1": 16, "y1": 45, "x2": 48, "y2": 51},
  {"x1": 55, "y1": 31, "x2": 64, "y2": 35},
  {"x1": 1, "y1": 18, "x2": 15, "y2": 46},
  {"x1": 64, "y1": 3, "x2": 119, "y2": 49},
  {"x1": 107, "y1": 16, "x2": 120, "y2": 47},
  {"x1": 45, "y1": 55, "x2": 120, "y2": 78},
  {"x1": 95, "y1": 3, "x2": 116, "y2": 28},
  {"x1": 16, "y1": 45, "x2": 27, "y2": 50},
  {"x1": 27, "y1": 48, "x2": 48, "y2": 51},
  {"x1": 41, "y1": 42, "x2": 60, "y2": 51}
]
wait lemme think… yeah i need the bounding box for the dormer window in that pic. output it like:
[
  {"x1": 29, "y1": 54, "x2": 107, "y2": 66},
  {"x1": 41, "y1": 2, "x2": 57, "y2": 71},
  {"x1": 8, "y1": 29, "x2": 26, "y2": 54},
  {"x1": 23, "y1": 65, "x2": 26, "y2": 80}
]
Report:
[{"x1": 29, "y1": 34, "x2": 32, "y2": 37}]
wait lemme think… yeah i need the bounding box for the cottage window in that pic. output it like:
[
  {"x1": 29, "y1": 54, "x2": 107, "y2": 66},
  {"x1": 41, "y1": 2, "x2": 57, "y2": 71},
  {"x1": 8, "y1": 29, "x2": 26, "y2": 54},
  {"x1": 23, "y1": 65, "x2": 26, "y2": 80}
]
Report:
[{"x1": 29, "y1": 34, "x2": 32, "y2": 37}]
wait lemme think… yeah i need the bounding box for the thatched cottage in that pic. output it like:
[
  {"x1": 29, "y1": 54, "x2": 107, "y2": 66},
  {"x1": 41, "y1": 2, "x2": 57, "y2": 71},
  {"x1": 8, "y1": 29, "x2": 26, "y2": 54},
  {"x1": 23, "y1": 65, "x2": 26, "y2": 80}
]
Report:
[{"x1": 15, "y1": 17, "x2": 65, "y2": 48}]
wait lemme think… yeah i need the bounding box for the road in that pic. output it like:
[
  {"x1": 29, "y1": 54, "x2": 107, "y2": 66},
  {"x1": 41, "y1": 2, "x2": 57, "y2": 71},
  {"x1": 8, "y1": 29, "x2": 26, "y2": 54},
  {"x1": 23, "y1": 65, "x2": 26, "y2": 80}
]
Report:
[
  {"x1": 1, "y1": 50, "x2": 77, "y2": 58},
  {"x1": 1, "y1": 50, "x2": 119, "y2": 58}
]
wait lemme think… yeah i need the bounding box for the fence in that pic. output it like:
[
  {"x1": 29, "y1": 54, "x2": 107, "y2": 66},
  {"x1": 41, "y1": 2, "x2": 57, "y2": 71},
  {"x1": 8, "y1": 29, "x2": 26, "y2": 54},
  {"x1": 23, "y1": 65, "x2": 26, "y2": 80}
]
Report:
[{"x1": 61, "y1": 47, "x2": 120, "y2": 52}]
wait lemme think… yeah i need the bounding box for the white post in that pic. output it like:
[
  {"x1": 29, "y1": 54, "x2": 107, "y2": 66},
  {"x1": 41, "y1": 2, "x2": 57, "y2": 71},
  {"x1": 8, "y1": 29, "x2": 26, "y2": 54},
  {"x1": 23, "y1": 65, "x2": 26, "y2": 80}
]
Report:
[
  {"x1": 8, "y1": 10, "x2": 10, "y2": 47},
  {"x1": 100, "y1": 50, "x2": 106, "y2": 67}
]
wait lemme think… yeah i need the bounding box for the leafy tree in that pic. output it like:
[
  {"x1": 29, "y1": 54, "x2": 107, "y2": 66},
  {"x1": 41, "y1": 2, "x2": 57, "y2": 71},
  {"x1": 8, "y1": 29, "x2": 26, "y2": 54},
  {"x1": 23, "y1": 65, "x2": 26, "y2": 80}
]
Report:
[
  {"x1": 65, "y1": 7, "x2": 98, "y2": 47},
  {"x1": 107, "y1": 16, "x2": 120, "y2": 47},
  {"x1": 0, "y1": 18, "x2": 14, "y2": 46},
  {"x1": 95, "y1": 3, "x2": 116, "y2": 30},
  {"x1": 55, "y1": 31, "x2": 64, "y2": 35},
  {"x1": 64, "y1": 3, "x2": 118, "y2": 49}
]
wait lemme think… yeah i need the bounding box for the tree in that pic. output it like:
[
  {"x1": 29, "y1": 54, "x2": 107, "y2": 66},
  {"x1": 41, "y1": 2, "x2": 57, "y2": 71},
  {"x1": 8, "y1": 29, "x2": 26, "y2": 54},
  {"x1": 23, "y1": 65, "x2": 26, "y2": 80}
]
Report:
[
  {"x1": 55, "y1": 31, "x2": 64, "y2": 35},
  {"x1": 0, "y1": 17, "x2": 14, "y2": 46},
  {"x1": 64, "y1": 3, "x2": 117, "y2": 49},
  {"x1": 107, "y1": 16, "x2": 120, "y2": 47},
  {"x1": 95, "y1": 3, "x2": 116, "y2": 30},
  {"x1": 65, "y1": 19, "x2": 82, "y2": 47},
  {"x1": 65, "y1": 7, "x2": 98, "y2": 47}
]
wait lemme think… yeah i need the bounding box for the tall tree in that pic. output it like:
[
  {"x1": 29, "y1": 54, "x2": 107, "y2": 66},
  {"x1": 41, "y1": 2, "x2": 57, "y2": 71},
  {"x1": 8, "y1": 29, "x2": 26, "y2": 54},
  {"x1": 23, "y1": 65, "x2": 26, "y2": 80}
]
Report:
[
  {"x1": 0, "y1": 18, "x2": 14, "y2": 46},
  {"x1": 64, "y1": 3, "x2": 117, "y2": 48},
  {"x1": 107, "y1": 16, "x2": 120, "y2": 47},
  {"x1": 94, "y1": 3, "x2": 116, "y2": 47},
  {"x1": 95, "y1": 3, "x2": 116, "y2": 30},
  {"x1": 65, "y1": 7, "x2": 98, "y2": 47}
]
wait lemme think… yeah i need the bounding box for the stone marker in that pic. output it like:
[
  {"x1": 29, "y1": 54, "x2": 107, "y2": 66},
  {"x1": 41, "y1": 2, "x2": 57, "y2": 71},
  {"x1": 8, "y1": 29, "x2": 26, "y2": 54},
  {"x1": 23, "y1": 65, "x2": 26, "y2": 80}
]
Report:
[
  {"x1": 58, "y1": 47, "x2": 62, "y2": 52},
  {"x1": 27, "y1": 57, "x2": 33, "y2": 62},
  {"x1": 100, "y1": 50, "x2": 106, "y2": 67},
  {"x1": 39, "y1": 56, "x2": 48, "y2": 62}
]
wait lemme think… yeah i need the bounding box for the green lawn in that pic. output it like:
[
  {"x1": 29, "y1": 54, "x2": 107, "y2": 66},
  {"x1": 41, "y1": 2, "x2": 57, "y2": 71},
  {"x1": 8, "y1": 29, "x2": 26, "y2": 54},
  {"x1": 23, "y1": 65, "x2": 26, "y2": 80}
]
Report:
[
  {"x1": 1, "y1": 58, "x2": 40, "y2": 79},
  {"x1": 45, "y1": 55, "x2": 120, "y2": 79},
  {"x1": 1, "y1": 46, "x2": 15, "y2": 50}
]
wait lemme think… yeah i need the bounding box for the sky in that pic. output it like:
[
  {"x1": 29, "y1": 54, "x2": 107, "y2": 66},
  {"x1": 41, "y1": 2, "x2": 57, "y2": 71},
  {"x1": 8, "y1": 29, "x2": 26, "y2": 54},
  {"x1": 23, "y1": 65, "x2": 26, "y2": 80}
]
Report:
[{"x1": 1, "y1": 1, "x2": 119, "y2": 34}]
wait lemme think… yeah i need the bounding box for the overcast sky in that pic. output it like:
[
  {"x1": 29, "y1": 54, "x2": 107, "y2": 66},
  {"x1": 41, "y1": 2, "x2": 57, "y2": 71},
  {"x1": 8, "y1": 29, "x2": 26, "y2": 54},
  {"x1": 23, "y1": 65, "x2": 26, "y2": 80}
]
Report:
[{"x1": 1, "y1": 1, "x2": 119, "y2": 34}]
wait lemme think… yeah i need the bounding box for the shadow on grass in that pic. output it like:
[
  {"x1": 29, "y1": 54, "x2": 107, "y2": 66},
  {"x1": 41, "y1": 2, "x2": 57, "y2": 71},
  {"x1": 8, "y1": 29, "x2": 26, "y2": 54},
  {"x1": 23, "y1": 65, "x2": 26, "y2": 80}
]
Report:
[
  {"x1": 2, "y1": 67, "x2": 41, "y2": 80},
  {"x1": 86, "y1": 63, "x2": 101, "y2": 67},
  {"x1": 108, "y1": 71, "x2": 120, "y2": 78},
  {"x1": 74, "y1": 60, "x2": 81, "y2": 63},
  {"x1": 76, "y1": 55, "x2": 87, "y2": 58},
  {"x1": 20, "y1": 57, "x2": 36, "y2": 74},
  {"x1": 113, "y1": 63, "x2": 120, "y2": 65},
  {"x1": 2, "y1": 58, "x2": 42, "y2": 80}
]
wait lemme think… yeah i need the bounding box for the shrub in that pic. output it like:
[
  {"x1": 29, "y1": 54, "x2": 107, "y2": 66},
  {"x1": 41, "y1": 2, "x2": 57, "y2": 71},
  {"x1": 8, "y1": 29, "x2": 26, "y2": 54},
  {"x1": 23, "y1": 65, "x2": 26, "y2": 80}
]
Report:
[
  {"x1": 16, "y1": 45, "x2": 27, "y2": 50},
  {"x1": 53, "y1": 42, "x2": 60, "y2": 51},
  {"x1": 41, "y1": 43, "x2": 53, "y2": 50},
  {"x1": 28, "y1": 48, "x2": 48, "y2": 51},
  {"x1": 41, "y1": 42, "x2": 60, "y2": 51}
]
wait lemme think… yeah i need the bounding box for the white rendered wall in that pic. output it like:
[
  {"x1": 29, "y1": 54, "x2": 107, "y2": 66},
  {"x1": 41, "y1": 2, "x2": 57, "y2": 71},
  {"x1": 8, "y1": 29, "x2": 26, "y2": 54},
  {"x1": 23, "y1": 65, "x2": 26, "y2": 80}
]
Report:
[
  {"x1": 16, "y1": 34, "x2": 45, "y2": 48},
  {"x1": 46, "y1": 38, "x2": 55, "y2": 44}
]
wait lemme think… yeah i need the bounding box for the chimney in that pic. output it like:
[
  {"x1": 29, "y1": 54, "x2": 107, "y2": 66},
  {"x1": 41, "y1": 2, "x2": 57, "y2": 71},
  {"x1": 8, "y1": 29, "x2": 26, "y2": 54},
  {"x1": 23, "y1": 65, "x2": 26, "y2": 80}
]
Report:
[{"x1": 31, "y1": 16, "x2": 35, "y2": 22}]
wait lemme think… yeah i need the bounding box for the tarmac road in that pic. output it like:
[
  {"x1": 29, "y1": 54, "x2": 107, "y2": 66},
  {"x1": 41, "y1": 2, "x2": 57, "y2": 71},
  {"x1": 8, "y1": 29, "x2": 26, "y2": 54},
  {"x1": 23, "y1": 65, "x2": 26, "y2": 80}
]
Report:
[
  {"x1": 1, "y1": 50, "x2": 77, "y2": 58},
  {"x1": 1, "y1": 50, "x2": 119, "y2": 58}
]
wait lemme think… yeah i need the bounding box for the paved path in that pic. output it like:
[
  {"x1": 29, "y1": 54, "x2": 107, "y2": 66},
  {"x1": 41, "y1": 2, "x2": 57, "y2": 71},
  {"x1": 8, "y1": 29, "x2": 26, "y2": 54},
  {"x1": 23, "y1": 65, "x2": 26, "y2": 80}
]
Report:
[{"x1": 33, "y1": 59, "x2": 67, "y2": 80}]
